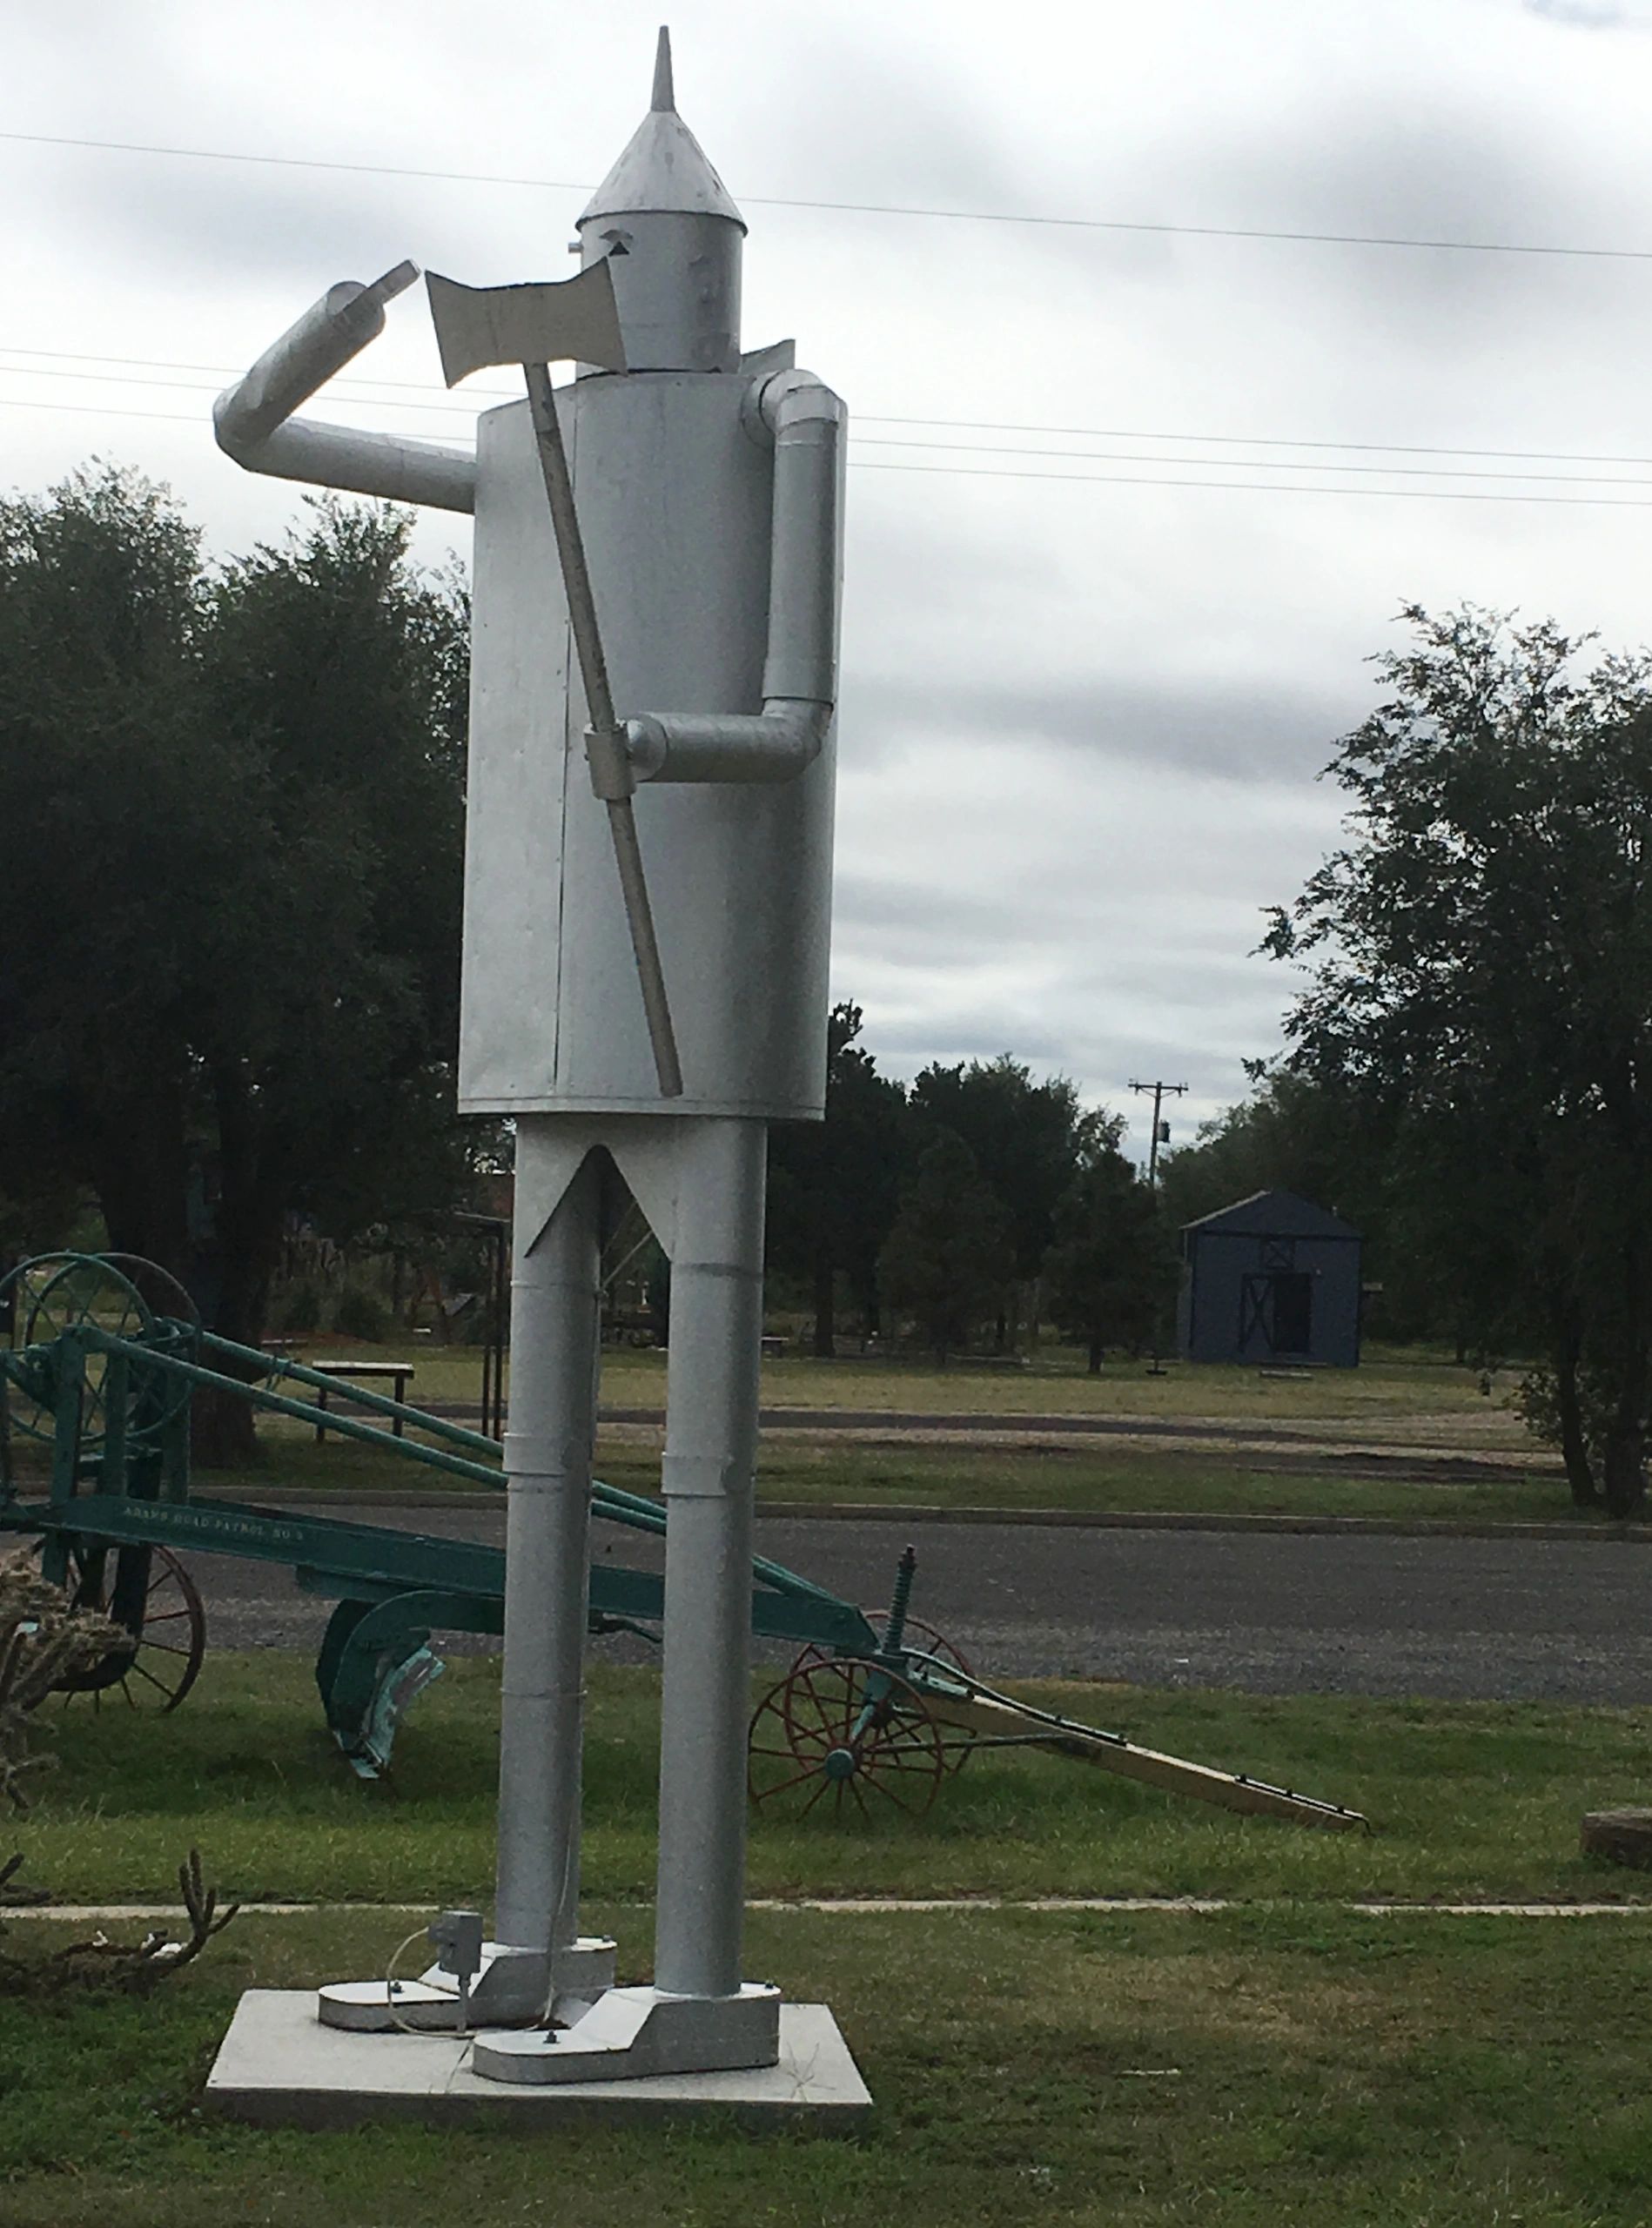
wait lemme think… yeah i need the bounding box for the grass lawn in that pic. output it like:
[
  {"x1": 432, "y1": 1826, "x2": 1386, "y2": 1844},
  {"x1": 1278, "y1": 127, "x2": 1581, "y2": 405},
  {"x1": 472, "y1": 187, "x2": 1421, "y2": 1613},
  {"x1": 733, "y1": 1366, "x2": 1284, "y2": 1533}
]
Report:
[
  {"x1": 10, "y1": 1654, "x2": 1652, "y2": 1910},
  {"x1": 317, "y1": 1336, "x2": 1521, "y2": 1428},
  {"x1": 600, "y1": 1439, "x2": 1575, "y2": 1526},
  {"x1": 3, "y1": 1902, "x2": 1651, "y2": 2226},
  {"x1": 7, "y1": 1656, "x2": 1652, "y2": 2226},
  {"x1": 189, "y1": 1429, "x2": 1578, "y2": 1530},
  {"x1": 142, "y1": 1336, "x2": 1573, "y2": 1527}
]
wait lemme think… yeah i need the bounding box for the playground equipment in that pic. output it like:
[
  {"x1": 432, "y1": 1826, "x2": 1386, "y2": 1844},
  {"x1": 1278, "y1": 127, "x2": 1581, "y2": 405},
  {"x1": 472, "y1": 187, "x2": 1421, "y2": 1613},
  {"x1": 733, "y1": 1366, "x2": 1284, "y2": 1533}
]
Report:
[{"x1": 0, "y1": 1252, "x2": 1367, "y2": 1837}]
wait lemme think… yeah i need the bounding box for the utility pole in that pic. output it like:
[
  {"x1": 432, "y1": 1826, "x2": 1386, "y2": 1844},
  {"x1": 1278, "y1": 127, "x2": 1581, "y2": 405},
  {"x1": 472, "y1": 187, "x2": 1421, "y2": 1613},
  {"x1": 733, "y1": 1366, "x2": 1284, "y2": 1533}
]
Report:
[
  {"x1": 1129, "y1": 1079, "x2": 1188, "y2": 1188},
  {"x1": 1130, "y1": 1078, "x2": 1188, "y2": 1378}
]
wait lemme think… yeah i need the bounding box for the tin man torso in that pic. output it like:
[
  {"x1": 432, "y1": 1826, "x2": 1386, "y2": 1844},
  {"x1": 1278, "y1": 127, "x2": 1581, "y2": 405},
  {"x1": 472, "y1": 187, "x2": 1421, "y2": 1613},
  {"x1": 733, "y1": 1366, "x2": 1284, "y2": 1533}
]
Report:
[{"x1": 458, "y1": 370, "x2": 835, "y2": 1120}]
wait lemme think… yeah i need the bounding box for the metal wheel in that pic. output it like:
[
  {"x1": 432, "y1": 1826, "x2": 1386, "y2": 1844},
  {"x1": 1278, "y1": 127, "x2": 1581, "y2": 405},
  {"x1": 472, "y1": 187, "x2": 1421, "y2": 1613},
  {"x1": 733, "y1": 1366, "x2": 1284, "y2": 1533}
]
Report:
[
  {"x1": 749, "y1": 1655, "x2": 951, "y2": 1820},
  {"x1": 97, "y1": 1255, "x2": 200, "y2": 1333},
  {"x1": 789, "y1": 1615, "x2": 976, "y2": 1775},
  {"x1": 2, "y1": 1253, "x2": 154, "y2": 1449},
  {"x1": 1, "y1": 1252, "x2": 197, "y2": 1449},
  {"x1": 84, "y1": 1255, "x2": 198, "y2": 1438},
  {"x1": 55, "y1": 1542, "x2": 207, "y2": 1713}
]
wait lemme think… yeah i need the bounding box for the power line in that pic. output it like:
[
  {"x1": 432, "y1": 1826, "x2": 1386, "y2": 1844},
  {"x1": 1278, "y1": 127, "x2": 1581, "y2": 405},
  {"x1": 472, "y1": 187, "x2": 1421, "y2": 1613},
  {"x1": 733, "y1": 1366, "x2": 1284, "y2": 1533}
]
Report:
[
  {"x1": 10, "y1": 388, "x2": 1652, "y2": 505},
  {"x1": 3, "y1": 125, "x2": 1652, "y2": 265},
  {"x1": 0, "y1": 345, "x2": 519, "y2": 406},
  {"x1": 0, "y1": 359, "x2": 484, "y2": 419},
  {"x1": 853, "y1": 435, "x2": 1652, "y2": 490},
  {"x1": 11, "y1": 363, "x2": 1652, "y2": 486},
  {"x1": 0, "y1": 396, "x2": 222, "y2": 429},
  {"x1": 10, "y1": 347, "x2": 1652, "y2": 473},
  {"x1": 857, "y1": 413, "x2": 1652, "y2": 473},
  {"x1": 850, "y1": 459, "x2": 1652, "y2": 507}
]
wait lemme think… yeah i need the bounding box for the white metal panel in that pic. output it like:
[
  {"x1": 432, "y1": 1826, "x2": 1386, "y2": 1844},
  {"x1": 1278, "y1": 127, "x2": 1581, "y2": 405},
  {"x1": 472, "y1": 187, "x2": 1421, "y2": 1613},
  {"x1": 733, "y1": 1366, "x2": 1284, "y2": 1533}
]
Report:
[{"x1": 457, "y1": 401, "x2": 570, "y2": 1105}]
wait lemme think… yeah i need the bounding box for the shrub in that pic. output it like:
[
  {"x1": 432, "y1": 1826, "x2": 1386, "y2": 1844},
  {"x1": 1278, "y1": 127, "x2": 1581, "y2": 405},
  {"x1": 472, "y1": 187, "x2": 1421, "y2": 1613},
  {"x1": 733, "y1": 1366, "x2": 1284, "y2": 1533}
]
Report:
[
  {"x1": 332, "y1": 1284, "x2": 389, "y2": 1343},
  {"x1": 279, "y1": 1280, "x2": 323, "y2": 1336},
  {"x1": 0, "y1": 1551, "x2": 124, "y2": 1811}
]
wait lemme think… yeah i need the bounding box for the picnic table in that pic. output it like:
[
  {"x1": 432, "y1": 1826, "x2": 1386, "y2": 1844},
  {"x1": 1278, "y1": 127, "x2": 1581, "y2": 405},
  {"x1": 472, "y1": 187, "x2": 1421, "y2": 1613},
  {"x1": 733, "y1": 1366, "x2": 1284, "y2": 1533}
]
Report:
[{"x1": 307, "y1": 1359, "x2": 417, "y2": 1440}]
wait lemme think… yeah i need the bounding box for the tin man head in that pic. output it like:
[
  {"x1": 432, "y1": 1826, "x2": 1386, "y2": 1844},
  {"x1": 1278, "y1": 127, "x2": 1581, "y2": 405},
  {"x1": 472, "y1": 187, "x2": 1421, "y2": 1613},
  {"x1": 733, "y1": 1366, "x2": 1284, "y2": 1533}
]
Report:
[{"x1": 576, "y1": 27, "x2": 747, "y2": 375}]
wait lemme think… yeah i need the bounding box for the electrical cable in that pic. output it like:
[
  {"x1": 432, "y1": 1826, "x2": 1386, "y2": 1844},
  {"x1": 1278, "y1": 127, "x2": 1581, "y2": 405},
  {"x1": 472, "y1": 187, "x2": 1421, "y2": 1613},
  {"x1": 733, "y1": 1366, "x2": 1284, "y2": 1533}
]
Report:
[
  {"x1": 9, "y1": 347, "x2": 1652, "y2": 474},
  {"x1": 851, "y1": 460, "x2": 1652, "y2": 506},
  {"x1": 11, "y1": 388, "x2": 1652, "y2": 503},
  {"x1": 850, "y1": 434, "x2": 1652, "y2": 489},
  {"x1": 381, "y1": 1925, "x2": 471, "y2": 2040},
  {"x1": 12, "y1": 361, "x2": 1652, "y2": 485},
  {"x1": 5, "y1": 124, "x2": 1652, "y2": 265},
  {"x1": 857, "y1": 413, "x2": 1652, "y2": 470}
]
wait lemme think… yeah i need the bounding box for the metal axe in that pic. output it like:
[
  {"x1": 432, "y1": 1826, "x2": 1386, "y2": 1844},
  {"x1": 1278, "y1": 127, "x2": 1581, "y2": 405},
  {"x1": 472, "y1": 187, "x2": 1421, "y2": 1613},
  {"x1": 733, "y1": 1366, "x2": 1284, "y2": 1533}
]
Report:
[{"x1": 426, "y1": 261, "x2": 684, "y2": 1100}]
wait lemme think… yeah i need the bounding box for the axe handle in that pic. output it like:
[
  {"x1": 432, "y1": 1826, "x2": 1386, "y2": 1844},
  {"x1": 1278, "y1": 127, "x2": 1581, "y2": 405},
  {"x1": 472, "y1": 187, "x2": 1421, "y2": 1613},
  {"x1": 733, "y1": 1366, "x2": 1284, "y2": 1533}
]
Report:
[
  {"x1": 524, "y1": 364, "x2": 683, "y2": 1100},
  {"x1": 604, "y1": 795, "x2": 683, "y2": 1101}
]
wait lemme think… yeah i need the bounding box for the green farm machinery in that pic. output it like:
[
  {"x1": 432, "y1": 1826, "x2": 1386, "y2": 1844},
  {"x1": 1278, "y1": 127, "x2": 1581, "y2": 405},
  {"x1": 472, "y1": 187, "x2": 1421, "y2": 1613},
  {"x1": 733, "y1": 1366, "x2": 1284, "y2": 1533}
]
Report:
[{"x1": 0, "y1": 1252, "x2": 1368, "y2": 1832}]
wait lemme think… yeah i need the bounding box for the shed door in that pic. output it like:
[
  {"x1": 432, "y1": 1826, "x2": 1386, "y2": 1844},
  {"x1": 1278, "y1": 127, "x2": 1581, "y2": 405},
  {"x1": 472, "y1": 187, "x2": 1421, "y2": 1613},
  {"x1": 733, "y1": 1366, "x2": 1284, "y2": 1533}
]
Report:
[
  {"x1": 1271, "y1": 1272, "x2": 1313, "y2": 1354},
  {"x1": 1239, "y1": 1272, "x2": 1314, "y2": 1357}
]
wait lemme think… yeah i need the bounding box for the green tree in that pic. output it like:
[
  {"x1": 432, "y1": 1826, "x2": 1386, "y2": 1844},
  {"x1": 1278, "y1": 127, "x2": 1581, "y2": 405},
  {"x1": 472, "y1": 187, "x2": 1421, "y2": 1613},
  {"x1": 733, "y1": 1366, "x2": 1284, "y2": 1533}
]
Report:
[
  {"x1": 191, "y1": 497, "x2": 470, "y2": 1383},
  {"x1": 1158, "y1": 1065, "x2": 1360, "y2": 1232},
  {"x1": 0, "y1": 465, "x2": 239, "y2": 1281},
  {"x1": 909, "y1": 1056, "x2": 1098, "y2": 1348},
  {"x1": 1044, "y1": 1134, "x2": 1177, "y2": 1372},
  {"x1": 1265, "y1": 604, "x2": 1652, "y2": 1514},
  {"x1": 766, "y1": 1003, "x2": 910, "y2": 1355},
  {"x1": 0, "y1": 467, "x2": 472, "y2": 1459},
  {"x1": 876, "y1": 1128, "x2": 1014, "y2": 1363}
]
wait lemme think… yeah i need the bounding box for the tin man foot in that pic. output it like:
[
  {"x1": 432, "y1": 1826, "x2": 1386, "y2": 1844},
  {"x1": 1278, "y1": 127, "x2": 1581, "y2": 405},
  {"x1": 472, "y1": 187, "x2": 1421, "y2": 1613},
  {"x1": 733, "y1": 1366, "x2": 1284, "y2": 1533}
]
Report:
[
  {"x1": 474, "y1": 1117, "x2": 777, "y2": 2084},
  {"x1": 320, "y1": 1129, "x2": 614, "y2": 2037}
]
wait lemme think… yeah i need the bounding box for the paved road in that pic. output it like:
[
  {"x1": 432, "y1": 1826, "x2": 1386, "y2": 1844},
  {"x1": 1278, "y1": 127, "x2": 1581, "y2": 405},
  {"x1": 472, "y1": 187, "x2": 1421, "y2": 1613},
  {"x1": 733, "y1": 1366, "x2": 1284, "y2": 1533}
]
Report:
[{"x1": 181, "y1": 1501, "x2": 1652, "y2": 1704}]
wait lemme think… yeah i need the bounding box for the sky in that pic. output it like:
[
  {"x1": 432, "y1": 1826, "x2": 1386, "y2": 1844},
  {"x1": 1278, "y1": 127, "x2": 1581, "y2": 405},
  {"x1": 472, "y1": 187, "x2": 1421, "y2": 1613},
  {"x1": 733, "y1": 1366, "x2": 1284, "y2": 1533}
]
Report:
[{"x1": 7, "y1": 0, "x2": 1652, "y2": 1156}]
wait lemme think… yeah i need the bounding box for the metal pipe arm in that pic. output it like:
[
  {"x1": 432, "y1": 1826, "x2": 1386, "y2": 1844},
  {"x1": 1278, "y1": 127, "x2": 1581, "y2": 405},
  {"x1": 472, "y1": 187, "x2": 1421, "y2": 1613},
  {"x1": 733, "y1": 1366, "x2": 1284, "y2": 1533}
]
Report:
[
  {"x1": 615, "y1": 367, "x2": 845, "y2": 785},
  {"x1": 214, "y1": 262, "x2": 477, "y2": 515}
]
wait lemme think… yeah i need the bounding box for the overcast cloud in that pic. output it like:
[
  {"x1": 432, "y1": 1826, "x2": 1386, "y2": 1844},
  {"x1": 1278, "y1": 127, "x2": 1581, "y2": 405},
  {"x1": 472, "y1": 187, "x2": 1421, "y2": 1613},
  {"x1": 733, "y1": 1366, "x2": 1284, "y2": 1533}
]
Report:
[{"x1": 5, "y1": 0, "x2": 1652, "y2": 1155}]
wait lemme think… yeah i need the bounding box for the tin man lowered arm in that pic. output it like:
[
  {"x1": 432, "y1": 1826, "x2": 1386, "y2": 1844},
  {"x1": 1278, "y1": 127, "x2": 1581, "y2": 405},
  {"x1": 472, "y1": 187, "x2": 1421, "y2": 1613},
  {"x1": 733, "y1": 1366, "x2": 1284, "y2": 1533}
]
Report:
[{"x1": 608, "y1": 368, "x2": 846, "y2": 793}]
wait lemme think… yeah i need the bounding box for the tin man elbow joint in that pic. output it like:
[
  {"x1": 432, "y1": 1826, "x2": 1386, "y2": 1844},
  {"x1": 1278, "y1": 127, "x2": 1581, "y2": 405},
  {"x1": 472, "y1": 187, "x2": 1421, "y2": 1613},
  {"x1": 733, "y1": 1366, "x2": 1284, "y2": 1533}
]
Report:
[
  {"x1": 618, "y1": 702, "x2": 827, "y2": 786},
  {"x1": 612, "y1": 366, "x2": 845, "y2": 790}
]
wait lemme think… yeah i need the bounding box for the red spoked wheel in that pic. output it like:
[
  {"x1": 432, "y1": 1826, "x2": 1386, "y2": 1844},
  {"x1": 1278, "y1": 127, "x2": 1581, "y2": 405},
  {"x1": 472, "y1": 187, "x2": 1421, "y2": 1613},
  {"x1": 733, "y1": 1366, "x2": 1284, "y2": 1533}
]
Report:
[
  {"x1": 789, "y1": 1615, "x2": 977, "y2": 1776},
  {"x1": 55, "y1": 1543, "x2": 207, "y2": 1714},
  {"x1": 749, "y1": 1655, "x2": 957, "y2": 1821}
]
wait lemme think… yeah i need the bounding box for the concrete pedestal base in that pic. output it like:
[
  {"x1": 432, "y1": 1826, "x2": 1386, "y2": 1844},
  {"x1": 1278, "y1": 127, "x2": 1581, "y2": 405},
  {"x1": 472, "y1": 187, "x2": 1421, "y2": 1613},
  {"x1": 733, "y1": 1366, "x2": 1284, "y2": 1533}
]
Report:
[{"x1": 206, "y1": 1990, "x2": 871, "y2": 2130}]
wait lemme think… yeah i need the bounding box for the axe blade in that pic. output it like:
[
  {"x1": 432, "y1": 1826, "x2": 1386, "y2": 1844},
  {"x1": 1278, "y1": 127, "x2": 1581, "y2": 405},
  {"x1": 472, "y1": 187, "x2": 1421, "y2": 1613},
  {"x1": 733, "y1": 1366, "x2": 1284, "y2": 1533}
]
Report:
[{"x1": 425, "y1": 262, "x2": 627, "y2": 386}]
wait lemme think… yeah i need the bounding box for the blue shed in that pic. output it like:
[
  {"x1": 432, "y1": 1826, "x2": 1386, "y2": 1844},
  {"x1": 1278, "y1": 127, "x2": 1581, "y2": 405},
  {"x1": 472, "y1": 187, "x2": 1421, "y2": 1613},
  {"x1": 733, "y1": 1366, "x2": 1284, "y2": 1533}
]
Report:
[{"x1": 1177, "y1": 1189, "x2": 1362, "y2": 1368}]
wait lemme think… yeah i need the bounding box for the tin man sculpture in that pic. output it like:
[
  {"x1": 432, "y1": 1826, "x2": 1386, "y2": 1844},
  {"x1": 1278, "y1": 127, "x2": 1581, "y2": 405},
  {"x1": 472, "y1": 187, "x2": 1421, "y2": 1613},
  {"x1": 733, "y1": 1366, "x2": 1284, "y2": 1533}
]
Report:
[{"x1": 214, "y1": 30, "x2": 845, "y2": 2084}]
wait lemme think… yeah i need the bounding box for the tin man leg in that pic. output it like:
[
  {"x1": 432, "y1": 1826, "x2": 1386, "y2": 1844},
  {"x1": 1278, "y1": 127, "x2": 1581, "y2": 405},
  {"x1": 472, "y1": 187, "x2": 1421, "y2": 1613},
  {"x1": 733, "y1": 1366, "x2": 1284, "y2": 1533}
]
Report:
[
  {"x1": 653, "y1": 1117, "x2": 767, "y2": 1999},
  {"x1": 492, "y1": 1132, "x2": 614, "y2": 2004},
  {"x1": 319, "y1": 1127, "x2": 614, "y2": 2035},
  {"x1": 472, "y1": 1117, "x2": 781, "y2": 2080}
]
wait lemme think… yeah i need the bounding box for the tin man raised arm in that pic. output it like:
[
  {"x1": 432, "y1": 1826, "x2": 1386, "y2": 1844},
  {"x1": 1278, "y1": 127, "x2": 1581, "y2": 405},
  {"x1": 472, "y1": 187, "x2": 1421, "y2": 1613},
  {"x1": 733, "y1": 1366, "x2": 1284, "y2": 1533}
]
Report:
[{"x1": 214, "y1": 30, "x2": 845, "y2": 2084}]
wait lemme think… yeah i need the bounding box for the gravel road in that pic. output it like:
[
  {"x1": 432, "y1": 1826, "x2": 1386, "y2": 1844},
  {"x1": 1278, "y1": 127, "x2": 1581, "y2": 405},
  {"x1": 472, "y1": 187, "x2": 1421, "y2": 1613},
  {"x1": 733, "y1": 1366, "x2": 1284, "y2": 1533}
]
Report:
[{"x1": 184, "y1": 1502, "x2": 1652, "y2": 1704}]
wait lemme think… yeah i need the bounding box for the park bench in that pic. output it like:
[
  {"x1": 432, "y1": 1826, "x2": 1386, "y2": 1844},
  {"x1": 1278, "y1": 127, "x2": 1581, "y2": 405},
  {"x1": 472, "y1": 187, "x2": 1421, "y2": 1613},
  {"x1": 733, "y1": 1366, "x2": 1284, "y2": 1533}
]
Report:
[{"x1": 308, "y1": 1359, "x2": 417, "y2": 1440}]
